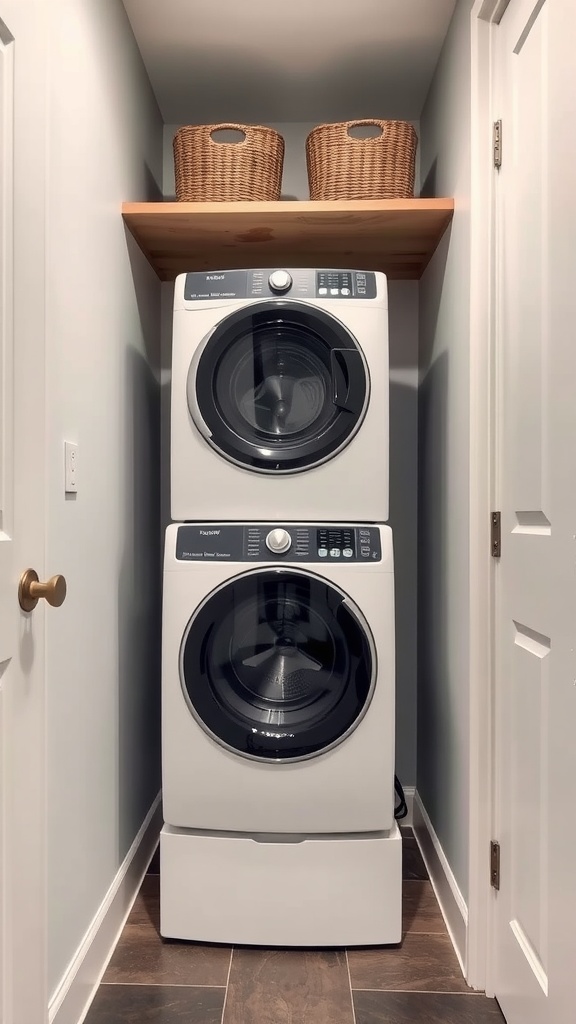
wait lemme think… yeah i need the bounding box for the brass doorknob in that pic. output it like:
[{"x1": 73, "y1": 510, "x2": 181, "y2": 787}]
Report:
[{"x1": 18, "y1": 569, "x2": 67, "y2": 612}]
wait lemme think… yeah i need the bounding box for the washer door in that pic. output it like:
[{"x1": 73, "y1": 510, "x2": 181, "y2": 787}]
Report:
[
  {"x1": 188, "y1": 302, "x2": 368, "y2": 473},
  {"x1": 180, "y1": 569, "x2": 375, "y2": 762}
]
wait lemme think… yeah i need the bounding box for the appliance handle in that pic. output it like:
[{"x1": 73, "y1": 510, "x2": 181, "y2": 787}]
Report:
[{"x1": 331, "y1": 349, "x2": 362, "y2": 412}]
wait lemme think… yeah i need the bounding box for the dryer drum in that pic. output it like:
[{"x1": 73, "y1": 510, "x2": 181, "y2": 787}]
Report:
[
  {"x1": 189, "y1": 302, "x2": 369, "y2": 473},
  {"x1": 179, "y1": 569, "x2": 376, "y2": 761},
  {"x1": 233, "y1": 337, "x2": 329, "y2": 437}
]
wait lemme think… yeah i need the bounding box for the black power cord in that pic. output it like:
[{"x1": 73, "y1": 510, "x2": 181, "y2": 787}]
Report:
[{"x1": 394, "y1": 775, "x2": 408, "y2": 820}]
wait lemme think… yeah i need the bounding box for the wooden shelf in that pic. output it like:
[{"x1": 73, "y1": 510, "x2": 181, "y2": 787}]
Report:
[{"x1": 121, "y1": 199, "x2": 454, "y2": 281}]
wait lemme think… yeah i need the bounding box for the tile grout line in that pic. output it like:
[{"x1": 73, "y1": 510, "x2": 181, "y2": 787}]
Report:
[
  {"x1": 345, "y1": 950, "x2": 358, "y2": 1024},
  {"x1": 100, "y1": 982, "x2": 229, "y2": 989},
  {"x1": 402, "y1": 931, "x2": 453, "y2": 936},
  {"x1": 350, "y1": 987, "x2": 480, "y2": 995},
  {"x1": 219, "y1": 946, "x2": 234, "y2": 1024}
]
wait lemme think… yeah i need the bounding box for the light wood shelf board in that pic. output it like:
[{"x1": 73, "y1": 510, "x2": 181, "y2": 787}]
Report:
[{"x1": 121, "y1": 199, "x2": 454, "y2": 281}]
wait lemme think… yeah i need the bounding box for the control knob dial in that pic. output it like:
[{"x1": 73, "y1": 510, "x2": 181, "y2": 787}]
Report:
[
  {"x1": 268, "y1": 270, "x2": 292, "y2": 293},
  {"x1": 266, "y1": 528, "x2": 292, "y2": 554}
]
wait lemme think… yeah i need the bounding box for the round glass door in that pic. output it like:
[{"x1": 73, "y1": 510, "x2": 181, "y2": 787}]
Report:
[
  {"x1": 188, "y1": 302, "x2": 368, "y2": 472},
  {"x1": 180, "y1": 569, "x2": 375, "y2": 761}
]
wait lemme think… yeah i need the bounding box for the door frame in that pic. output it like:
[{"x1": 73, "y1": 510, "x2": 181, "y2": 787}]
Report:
[{"x1": 467, "y1": 0, "x2": 511, "y2": 996}]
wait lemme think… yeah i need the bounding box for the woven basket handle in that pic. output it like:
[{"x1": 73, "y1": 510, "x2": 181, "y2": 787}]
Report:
[
  {"x1": 346, "y1": 119, "x2": 385, "y2": 141},
  {"x1": 208, "y1": 124, "x2": 249, "y2": 145}
]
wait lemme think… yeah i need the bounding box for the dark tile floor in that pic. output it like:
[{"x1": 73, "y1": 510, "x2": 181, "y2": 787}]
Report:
[{"x1": 86, "y1": 829, "x2": 505, "y2": 1023}]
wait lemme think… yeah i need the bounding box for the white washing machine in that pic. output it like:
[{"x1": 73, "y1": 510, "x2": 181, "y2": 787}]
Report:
[
  {"x1": 170, "y1": 268, "x2": 389, "y2": 523},
  {"x1": 162, "y1": 521, "x2": 396, "y2": 832},
  {"x1": 160, "y1": 521, "x2": 401, "y2": 946}
]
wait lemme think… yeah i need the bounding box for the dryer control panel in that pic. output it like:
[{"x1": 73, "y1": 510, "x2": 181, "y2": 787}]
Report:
[
  {"x1": 183, "y1": 269, "x2": 377, "y2": 301},
  {"x1": 175, "y1": 524, "x2": 382, "y2": 562}
]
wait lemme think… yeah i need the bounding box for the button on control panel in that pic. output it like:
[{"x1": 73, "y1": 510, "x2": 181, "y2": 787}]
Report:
[
  {"x1": 317, "y1": 527, "x2": 355, "y2": 561},
  {"x1": 316, "y1": 270, "x2": 376, "y2": 299},
  {"x1": 265, "y1": 528, "x2": 292, "y2": 553},
  {"x1": 268, "y1": 270, "x2": 293, "y2": 293},
  {"x1": 184, "y1": 269, "x2": 378, "y2": 301},
  {"x1": 176, "y1": 525, "x2": 382, "y2": 562}
]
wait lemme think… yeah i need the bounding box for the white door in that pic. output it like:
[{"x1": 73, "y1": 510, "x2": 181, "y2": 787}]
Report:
[
  {"x1": 492, "y1": 1, "x2": 576, "y2": 1022},
  {"x1": 0, "y1": 2, "x2": 50, "y2": 1022}
]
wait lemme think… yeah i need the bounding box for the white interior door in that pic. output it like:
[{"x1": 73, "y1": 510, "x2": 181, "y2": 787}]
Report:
[
  {"x1": 0, "y1": 18, "x2": 13, "y2": 1020},
  {"x1": 492, "y1": 1, "x2": 576, "y2": 1022},
  {"x1": 0, "y1": 2, "x2": 49, "y2": 1021}
]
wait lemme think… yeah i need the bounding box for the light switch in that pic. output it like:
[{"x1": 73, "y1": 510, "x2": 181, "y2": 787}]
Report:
[{"x1": 64, "y1": 441, "x2": 78, "y2": 493}]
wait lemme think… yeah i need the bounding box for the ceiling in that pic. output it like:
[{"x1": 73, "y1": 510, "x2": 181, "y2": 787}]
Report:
[{"x1": 121, "y1": 0, "x2": 457, "y2": 125}]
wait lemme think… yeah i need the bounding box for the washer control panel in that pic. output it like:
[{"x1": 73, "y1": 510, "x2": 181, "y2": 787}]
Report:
[
  {"x1": 183, "y1": 268, "x2": 377, "y2": 301},
  {"x1": 175, "y1": 525, "x2": 382, "y2": 562}
]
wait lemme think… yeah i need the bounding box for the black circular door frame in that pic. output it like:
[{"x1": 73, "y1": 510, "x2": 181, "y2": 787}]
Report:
[
  {"x1": 178, "y1": 567, "x2": 378, "y2": 763},
  {"x1": 187, "y1": 300, "x2": 370, "y2": 474}
]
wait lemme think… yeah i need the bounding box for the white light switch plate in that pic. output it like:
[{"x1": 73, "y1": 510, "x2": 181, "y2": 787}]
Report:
[{"x1": 64, "y1": 441, "x2": 78, "y2": 493}]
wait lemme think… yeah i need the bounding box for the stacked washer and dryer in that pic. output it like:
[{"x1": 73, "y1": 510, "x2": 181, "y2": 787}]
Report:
[{"x1": 161, "y1": 267, "x2": 401, "y2": 946}]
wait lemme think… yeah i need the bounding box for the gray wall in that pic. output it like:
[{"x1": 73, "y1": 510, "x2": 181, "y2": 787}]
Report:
[
  {"x1": 388, "y1": 282, "x2": 419, "y2": 786},
  {"x1": 161, "y1": 125, "x2": 419, "y2": 786},
  {"x1": 417, "y1": 0, "x2": 472, "y2": 898},
  {"x1": 45, "y1": 0, "x2": 163, "y2": 997}
]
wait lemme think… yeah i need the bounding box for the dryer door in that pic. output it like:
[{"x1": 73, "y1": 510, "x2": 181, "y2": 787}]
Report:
[
  {"x1": 188, "y1": 302, "x2": 368, "y2": 473},
  {"x1": 180, "y1": 569, "x2": 375, "y2": 761}
]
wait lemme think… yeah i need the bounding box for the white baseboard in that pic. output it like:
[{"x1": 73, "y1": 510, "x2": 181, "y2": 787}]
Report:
[
  {"x1": 413, "y1": 791, "x2": 468, "y2": 975},
  {"x1": 48, "y1": 793, "x2": 163, "y2": 1024}
]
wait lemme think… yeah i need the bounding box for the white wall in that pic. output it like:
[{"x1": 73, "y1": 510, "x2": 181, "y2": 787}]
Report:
[
  {"x1": 45, "y1": 0, "x2": 163, "y2": 998},
  {"x1": 417, "y1": 0, "x2": 472, "y2": 899},
  {"x1": 161, "y1": 124, "x2": 419, "y2": 785}
]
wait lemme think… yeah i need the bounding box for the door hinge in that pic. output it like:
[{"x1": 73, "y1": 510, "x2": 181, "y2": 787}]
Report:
[
  {"x1": 491, "y1": 511, "x2": 501, "y2": 558},
  {"x1": 493, "y1": 119, "x2": 502, "y2": 169},
  {"x1": 490, "y1": 840, "x2": 501, "y2": 890}
]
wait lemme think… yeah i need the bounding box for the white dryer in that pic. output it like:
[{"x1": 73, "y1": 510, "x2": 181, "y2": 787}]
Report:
[
  {"x1": 160, "y1": 521, "x2": 401, "y2": 946},
  {"x1": 170, "y1": 268, "x2": 389, "y2": 522}
]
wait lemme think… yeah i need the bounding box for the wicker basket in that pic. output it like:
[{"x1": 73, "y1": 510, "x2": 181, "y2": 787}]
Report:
[
  {"x1": 173, "y1": 123, "x2": 284, "y2": 202},
  {"x1": 306, "y1": 120, "x2": 418, "y2": 200}
]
